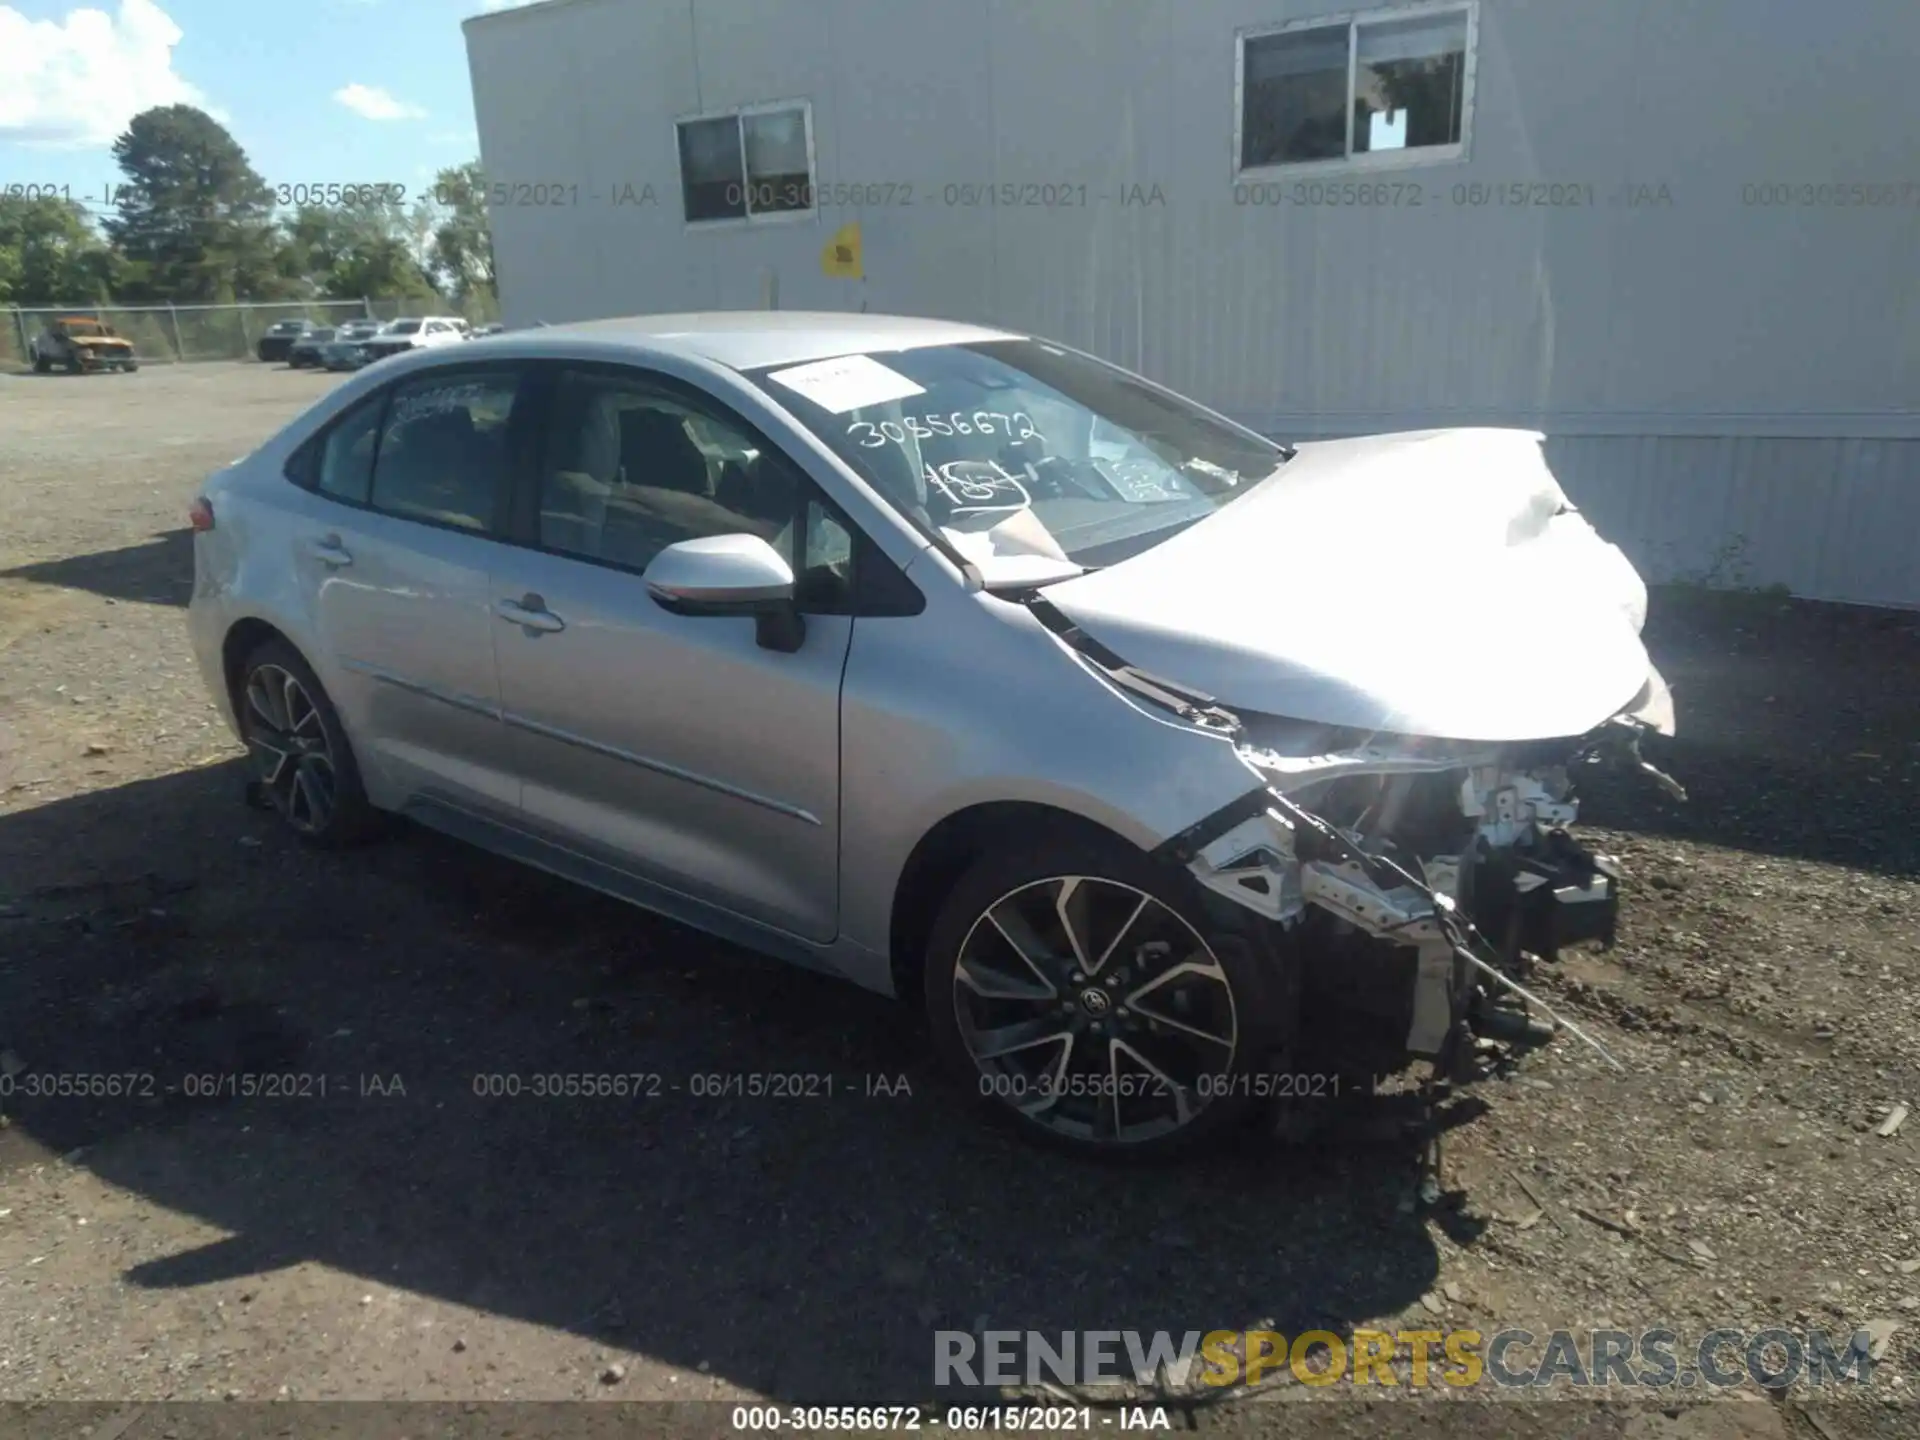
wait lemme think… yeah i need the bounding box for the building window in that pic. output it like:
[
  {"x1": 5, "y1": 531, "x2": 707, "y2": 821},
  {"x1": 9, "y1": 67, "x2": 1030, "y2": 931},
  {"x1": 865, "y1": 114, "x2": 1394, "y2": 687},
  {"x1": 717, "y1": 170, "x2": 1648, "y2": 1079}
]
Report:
[
  {"x1": 675, "y1": 102, "x2": 816, "y2": 224},
  {"x1": 1237, "y1": 3, "x2": 1475, "y2": 174}
]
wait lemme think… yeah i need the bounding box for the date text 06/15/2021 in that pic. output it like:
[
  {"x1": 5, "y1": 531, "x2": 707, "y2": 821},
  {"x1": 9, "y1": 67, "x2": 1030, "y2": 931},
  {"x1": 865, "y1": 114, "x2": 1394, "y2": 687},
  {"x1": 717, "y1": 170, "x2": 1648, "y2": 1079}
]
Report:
[
  {"x1": 372, "y1": 180, "x2": 1174, "y2": 210},
  {"x1": 728, "y1": 1405, "x2": 1166, "y2": 1431},
  {"x1": 466, "y1": 1072, "x2": 914, "y2": 1099}
]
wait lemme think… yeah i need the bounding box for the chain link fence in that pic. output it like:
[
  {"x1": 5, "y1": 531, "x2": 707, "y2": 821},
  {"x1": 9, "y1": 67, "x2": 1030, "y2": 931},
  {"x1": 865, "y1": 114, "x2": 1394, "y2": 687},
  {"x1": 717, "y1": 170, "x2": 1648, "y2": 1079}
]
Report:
[{"x1": 2, "y1": 294, "x2": 502, "y2": 371}]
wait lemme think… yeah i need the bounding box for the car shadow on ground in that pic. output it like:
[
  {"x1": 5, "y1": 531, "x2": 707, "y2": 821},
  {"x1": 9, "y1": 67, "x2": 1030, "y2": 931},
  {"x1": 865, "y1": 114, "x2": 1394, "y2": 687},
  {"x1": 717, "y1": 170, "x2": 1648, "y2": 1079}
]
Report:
[
  {"x1": 0, "y1": 528, "x2": 193, "y2": 607},
  {"x1": 0, "y1": 761, "x2": 1449, "y2": 1404}
]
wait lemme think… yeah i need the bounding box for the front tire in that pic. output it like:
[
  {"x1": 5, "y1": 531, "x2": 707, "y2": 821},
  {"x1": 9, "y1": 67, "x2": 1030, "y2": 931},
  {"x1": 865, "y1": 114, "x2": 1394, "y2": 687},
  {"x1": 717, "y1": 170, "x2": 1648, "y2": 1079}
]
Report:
[
  {"x1": 235, "y1": 639, "x2": 382, "y2": 847},
  {"x1": 924, "y1": 833, "x2": 1295, "y2": 1159},
  {"x1": 33, "y1": 353, "x2": 51, "y2": 374}
]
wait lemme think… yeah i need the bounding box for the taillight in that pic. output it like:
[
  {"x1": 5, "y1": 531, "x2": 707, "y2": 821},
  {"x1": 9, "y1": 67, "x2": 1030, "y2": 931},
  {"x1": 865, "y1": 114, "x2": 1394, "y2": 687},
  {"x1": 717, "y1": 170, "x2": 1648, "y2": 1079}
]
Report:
[{"x1": 188, "y1": 496, "x2": 215, "y2": 532}]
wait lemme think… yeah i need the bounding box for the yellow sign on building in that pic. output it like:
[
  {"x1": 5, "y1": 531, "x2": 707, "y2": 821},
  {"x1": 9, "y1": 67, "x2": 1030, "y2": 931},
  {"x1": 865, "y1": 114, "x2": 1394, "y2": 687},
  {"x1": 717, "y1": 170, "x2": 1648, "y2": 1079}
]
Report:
[{"x1": 821, "y1": 222, "x2": 863, "y2": 279}]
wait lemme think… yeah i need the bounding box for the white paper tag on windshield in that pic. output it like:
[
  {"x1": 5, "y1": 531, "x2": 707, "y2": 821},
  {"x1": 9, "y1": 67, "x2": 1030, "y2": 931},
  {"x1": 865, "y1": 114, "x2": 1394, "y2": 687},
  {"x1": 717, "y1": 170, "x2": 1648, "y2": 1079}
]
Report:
[{"x1": 765, "y1": 354, "x2": 926, "y2": 414}]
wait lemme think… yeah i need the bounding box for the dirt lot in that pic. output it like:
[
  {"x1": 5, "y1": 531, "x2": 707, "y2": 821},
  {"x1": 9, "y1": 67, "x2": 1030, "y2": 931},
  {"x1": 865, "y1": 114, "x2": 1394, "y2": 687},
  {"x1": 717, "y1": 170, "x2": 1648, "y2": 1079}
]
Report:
[{"x1": 0, "y1": 362, "x2": 1916, "y2": 1438}]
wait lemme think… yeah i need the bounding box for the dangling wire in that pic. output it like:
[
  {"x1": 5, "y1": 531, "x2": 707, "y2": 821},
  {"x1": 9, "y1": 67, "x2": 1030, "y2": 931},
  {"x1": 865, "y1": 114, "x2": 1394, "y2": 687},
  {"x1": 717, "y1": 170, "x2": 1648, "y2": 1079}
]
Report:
[{"x1": 1264, "y1": 789, "x2": 1627, "y2": 1073}]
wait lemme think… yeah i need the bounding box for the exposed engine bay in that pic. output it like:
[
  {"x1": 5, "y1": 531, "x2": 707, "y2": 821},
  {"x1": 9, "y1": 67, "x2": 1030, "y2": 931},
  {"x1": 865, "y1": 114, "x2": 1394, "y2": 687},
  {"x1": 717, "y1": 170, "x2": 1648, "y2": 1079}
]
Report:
[
  {"x1": 1189, "y1": 690, "x2": 1681, "y2": 1076},
  {"x1": 1028, "y1": 596, "x2": 1685, "y2": 1082}
]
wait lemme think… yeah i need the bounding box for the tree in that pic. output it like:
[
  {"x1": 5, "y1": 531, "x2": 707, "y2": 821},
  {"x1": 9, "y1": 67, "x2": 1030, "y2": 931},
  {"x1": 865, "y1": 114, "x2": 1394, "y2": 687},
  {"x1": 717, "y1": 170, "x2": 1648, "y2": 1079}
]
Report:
[
  {"x1": 426, "y1": 161, "x2": 496, "y2": 303},
  {"x1": 276, "y1": 199, "x2": 439, "y2": 303},
  {"x1": 0, "y1": 195, "x2": 120, "y2": 304},
  {"x1": 106, "y1": 105, "x2": 291, "y2": 302}
]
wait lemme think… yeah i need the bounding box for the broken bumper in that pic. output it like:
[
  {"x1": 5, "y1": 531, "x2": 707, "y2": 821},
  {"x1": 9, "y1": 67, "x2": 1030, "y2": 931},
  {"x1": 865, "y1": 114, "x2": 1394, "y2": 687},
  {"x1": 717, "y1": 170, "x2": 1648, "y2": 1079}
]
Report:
[{"x1": 1175, "y1": 748, "x2": 1631, "y2": 1064}]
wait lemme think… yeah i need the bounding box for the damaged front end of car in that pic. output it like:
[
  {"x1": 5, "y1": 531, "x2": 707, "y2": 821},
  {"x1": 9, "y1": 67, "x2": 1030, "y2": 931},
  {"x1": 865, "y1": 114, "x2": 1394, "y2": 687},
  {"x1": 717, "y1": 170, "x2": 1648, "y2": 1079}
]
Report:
[
  {"x1": 1031, "y1": 631, "x2": 1682, "y2": 1093},
  {"x1": 1157, "y1": 679, "x2": 1682, "y2": 1083}
]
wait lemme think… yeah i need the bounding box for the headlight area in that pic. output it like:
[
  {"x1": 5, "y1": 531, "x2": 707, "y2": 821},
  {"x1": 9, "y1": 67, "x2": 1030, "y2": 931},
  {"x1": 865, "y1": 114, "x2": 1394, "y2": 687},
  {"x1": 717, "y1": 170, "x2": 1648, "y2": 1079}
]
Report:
[{"x1": 1161, "y1": 736, "x2": 1636, "y2": 1083}]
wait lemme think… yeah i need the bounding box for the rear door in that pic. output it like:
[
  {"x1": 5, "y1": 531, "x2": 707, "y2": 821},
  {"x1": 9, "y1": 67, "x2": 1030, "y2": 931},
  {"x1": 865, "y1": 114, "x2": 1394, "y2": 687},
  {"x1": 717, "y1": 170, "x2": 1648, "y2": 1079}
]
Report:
[
  {"x1": 486, "y1": 363, "x2": 853, "y2": 942},
  {"x1": 290, "y1": 363, "x2": 533, "y2": 817}
]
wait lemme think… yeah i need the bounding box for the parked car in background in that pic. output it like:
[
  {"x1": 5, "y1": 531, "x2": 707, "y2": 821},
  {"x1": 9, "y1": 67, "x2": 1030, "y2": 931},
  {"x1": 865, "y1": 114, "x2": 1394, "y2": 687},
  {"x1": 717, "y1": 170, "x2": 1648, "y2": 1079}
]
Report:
[
  {"x1": 184, "y1": 311, "x2": 1678, "y2": 1158},
  {"x1": 357, "y1": 317, "x2": 470, "y2": 363},
  {"x1": 287, "y1": 327, "x2": 338, "y2": 369},
  {"x1": 30, "y1": 316, "x2": 139, "y2": 373},
  {"x1": 320, "y1": 320, "x2": 385, "y2": 372},
  {"x1": 257, "y1": 319, "x2": 316, "y2": 364}
]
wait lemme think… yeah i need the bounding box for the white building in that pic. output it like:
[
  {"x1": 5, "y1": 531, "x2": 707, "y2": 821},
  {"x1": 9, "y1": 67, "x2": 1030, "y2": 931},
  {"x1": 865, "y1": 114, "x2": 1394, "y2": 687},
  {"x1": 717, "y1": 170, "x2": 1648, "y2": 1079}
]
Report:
[{"x1": 464, "y1": 0, "x2": 1920, "y2": 608}]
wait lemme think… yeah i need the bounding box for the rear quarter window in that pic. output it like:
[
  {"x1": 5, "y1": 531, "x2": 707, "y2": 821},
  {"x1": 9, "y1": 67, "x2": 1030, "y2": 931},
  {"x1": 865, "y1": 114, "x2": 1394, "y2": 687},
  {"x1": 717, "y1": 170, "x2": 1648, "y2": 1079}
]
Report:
[
  {"x1": 317, "y1": 399, "x2": 384, "y2": 505},
  {"x1": 286, "y1": 396, "x2": 385, "y2": 504}
]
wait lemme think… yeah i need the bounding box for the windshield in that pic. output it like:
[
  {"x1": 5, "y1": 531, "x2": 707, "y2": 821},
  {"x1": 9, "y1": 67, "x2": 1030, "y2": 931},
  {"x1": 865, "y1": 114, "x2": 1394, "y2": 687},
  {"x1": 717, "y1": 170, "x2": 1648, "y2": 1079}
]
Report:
[
  {"x1": 270, "y1": 321, "x2": 306, "y2": 334},
  {"x1": 388, "y1": 320, "x2": 422, "y2": 335},
  {"x1": 61, "y1": 319, "x2": 107, "y2": 336},
  {"x1": 748, "y1": 339, "x2": 1285, "y2": 577}
]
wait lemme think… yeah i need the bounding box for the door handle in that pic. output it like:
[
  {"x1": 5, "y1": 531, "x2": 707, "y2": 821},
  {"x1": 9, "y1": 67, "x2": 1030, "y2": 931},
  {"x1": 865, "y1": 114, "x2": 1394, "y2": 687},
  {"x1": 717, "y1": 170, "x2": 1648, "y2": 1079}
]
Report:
[
  {"x1": 495, "y1": 594, "x2": 566, "y2": 633},
  {"x1": 307, "y1": 536, "x2": 353, "y2": 567}
]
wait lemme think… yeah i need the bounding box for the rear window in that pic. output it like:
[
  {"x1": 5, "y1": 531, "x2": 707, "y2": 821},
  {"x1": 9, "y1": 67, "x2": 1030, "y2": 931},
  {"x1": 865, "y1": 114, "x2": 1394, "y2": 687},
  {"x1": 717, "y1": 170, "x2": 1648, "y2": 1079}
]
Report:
[{"x1": 367, "y1": 370, "x2": 522, "y2": 531}]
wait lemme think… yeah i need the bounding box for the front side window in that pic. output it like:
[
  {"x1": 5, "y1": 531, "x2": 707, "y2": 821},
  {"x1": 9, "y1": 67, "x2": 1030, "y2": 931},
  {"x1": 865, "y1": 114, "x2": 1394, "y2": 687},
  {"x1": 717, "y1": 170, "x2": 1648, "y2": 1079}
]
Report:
[
  {"x1": 535, "y1": 370, "x2": 798, "y2": 574},
  {"x1": 676, "y1": 102, "x2": 814, "y2": 223},
  {"x1": 749, "y1": 341, "x2": 1287, "y2": 583},
  {"x1": 368, "y1": 370, "x2": 522, "y2": 532},
  {"x1": 798, "y1": 498, "x2": 855, "y2": 610},
  {"x1": 1240, "y1": 4, "x2": 1473, "y2": 172}
]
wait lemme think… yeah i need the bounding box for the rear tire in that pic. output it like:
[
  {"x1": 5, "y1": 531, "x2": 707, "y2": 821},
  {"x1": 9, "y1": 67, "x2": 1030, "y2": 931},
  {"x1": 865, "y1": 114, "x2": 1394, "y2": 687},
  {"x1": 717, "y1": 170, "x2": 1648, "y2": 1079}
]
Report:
[
  {"x1": 923, "y1": 831, "x2": 1296, "y2": 1160},
  {"x1": 33, "y1": 354, "x2": 51, "y2": 374},
  {"x1": 65, "y1": 353, "x2": 83, "y2": 375},
  {"x1": 234, "y1": 639, "x2": 383, "y2": 848}
]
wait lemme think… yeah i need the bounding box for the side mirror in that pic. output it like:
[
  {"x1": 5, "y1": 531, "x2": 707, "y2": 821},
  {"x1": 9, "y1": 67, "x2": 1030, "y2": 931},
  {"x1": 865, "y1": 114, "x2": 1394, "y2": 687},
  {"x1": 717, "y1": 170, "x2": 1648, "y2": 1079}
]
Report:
[{"x1": 644, "y1": 534, "x2": 805, "y2": 652}]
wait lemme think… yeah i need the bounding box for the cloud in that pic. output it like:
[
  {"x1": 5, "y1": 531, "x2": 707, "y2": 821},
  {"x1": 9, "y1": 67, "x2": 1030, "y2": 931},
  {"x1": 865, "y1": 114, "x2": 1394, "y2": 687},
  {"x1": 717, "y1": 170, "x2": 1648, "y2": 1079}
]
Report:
[
  {"x1": 0, "y1": 0, "x2": 210, "y2": 148},
  {"x1": 332, "y1": 83, "x2": 427, "y2": 121}
]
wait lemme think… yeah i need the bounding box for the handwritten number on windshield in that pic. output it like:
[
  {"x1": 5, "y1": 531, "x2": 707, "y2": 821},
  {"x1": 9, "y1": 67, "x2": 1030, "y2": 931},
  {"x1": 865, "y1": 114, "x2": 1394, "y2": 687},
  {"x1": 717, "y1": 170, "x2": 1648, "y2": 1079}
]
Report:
[{"x1": 847, "y1": 412, "x2": 1042, "y2": 449}]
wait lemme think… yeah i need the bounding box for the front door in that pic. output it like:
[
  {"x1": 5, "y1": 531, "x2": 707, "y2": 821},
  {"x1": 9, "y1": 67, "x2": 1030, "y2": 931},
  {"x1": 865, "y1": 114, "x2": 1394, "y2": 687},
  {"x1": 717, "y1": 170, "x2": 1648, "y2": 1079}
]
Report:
[{"x1": 489, "y1": 364, "x2": 849, "y2": 942}]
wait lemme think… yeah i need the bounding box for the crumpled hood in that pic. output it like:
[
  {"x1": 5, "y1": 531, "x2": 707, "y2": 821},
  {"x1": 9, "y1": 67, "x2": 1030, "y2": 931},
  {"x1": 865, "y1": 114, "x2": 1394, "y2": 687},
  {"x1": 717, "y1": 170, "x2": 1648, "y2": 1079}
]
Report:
[{"x1": 1042, "y1": 428, "x2": 1658, "y2": 743}]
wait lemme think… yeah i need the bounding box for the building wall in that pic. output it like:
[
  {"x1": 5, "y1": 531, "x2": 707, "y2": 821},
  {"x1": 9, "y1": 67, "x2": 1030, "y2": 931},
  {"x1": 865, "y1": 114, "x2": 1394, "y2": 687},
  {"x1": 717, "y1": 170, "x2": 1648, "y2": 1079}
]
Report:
[{"x1": 465, "y1": 0, "x2": 1920, "y2": 607}]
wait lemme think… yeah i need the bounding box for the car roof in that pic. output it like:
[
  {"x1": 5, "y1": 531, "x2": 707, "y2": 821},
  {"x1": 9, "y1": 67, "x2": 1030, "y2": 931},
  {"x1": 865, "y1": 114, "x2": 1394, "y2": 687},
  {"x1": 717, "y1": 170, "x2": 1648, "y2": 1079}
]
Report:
[{"x1": 478, "y1": 311, "x2": 1022, "y2": 372}]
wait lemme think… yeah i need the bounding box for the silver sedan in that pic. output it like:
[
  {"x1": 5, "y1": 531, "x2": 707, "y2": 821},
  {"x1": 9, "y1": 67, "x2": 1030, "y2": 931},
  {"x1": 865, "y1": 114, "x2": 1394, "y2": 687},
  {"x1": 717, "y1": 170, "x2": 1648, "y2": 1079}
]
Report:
[{"x1": 185, "y1": 312, "x2": 1677, "y2": 1156}]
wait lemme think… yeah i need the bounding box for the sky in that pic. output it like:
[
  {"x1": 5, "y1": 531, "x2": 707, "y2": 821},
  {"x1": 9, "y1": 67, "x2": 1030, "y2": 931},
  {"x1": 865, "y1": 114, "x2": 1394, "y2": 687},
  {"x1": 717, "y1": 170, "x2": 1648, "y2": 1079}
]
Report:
[{"x1": 0, "y1": 0, "x2": 539, "y2": 222}]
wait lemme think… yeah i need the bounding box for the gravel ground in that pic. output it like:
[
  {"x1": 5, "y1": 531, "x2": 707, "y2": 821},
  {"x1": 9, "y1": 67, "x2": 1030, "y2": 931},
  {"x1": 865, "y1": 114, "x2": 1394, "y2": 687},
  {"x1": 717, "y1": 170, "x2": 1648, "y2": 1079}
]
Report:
[{"x1": 0, "y1": 363, "x2": 1916, "y2": 1438}]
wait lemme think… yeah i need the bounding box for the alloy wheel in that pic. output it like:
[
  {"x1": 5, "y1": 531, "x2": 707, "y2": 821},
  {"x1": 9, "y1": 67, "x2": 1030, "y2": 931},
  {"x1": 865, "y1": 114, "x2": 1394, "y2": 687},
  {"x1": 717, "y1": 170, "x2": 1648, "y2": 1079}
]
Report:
[
  {"x1": 952, "y1": 875, "x2": 1239, "y2": 1146},
  {"x1": 243, "y1": 664, "x2": 338, "y2": 834}
]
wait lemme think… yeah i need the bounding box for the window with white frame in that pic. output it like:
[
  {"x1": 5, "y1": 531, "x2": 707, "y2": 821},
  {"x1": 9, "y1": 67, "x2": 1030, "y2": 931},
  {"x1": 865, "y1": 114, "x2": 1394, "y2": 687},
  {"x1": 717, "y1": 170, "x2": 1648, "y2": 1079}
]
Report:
[
  {"x1": 676, "y1": 103, "x2": 815, "y2": 223},
  {"x1": 1238, "y1": 4, "x2": 1474, "y2": 173}
]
